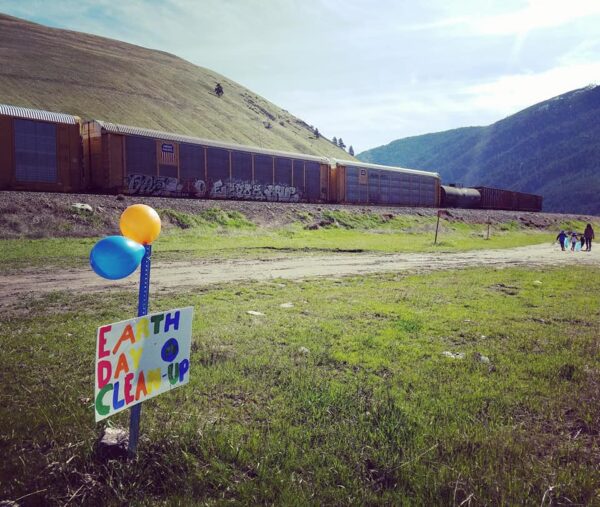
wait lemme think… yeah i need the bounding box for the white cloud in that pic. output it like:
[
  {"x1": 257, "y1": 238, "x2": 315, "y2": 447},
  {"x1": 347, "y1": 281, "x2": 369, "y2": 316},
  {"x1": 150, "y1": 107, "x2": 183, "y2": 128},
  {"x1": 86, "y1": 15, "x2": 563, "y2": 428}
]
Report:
[
  {"x1": 471, "y1": 0, "x2": 600, "y2": 36},
  {"x1": 463, "y1": 63, "x2": 600, "y2": 116}
]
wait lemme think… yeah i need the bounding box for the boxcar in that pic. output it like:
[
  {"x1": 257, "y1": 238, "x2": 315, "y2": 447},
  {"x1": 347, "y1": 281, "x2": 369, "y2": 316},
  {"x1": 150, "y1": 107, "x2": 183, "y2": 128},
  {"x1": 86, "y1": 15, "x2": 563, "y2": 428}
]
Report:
[
  {"x1": 474, "y1": 186, "x2": 542, "y2": 212},
  {"x1": 83, "y1": 120, "x2": 331, "y2": 203},
  {"x1": 331, "y1": 159, "x2": 440, "y2": 207},
  {"x1": 0, "y1": 104, "x2": 84, "y2": 192}
]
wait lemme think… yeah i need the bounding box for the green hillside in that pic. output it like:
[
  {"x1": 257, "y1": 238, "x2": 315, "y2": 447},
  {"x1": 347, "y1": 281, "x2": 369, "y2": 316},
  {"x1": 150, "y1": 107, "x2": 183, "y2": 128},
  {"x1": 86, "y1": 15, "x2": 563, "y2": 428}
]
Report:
[
  {"x1": 358, "y1": 86, "x2": 600, "y2": 215},
  {"x1": 0, "y1": 13, "x2": 350, "y2": 159}
]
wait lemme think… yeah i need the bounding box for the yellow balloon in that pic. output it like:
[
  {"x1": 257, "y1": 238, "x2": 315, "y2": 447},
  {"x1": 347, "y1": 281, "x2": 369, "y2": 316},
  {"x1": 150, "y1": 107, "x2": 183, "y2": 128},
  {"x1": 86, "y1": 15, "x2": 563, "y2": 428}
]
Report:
[{"x1": 120, "y1": 204, "x2": 161, "y2": 244}]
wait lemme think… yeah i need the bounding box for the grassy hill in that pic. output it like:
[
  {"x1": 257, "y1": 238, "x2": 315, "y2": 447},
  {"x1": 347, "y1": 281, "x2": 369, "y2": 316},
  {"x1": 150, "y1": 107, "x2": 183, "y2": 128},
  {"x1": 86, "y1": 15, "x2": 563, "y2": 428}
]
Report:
[
  {"x1": 0, "y1": 13, "x2": 350, "y2": 159},
  {"x1": 358, "y1": 86, "x2": 600, "y2": 215}
]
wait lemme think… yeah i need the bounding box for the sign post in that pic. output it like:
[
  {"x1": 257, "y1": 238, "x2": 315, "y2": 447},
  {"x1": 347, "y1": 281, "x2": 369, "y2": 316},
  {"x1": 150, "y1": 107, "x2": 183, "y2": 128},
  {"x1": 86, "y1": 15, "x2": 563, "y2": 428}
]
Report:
[
  {"x1": 434, "y1": 209, "x2": 441, "y2": 244},
  {"x1": 90, "y1": 204, "x2": 192, "y2": 458},
  {"x1": 128, "y1": 243, "x2": 151, "y2": 457}
]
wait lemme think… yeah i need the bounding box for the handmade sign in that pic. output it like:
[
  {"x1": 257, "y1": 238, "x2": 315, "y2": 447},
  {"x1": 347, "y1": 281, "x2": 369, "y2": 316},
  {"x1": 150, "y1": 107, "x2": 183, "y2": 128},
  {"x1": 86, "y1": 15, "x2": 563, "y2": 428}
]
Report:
[{"x1": 95, "y1": 307, "x2": 193, "y2": 422}]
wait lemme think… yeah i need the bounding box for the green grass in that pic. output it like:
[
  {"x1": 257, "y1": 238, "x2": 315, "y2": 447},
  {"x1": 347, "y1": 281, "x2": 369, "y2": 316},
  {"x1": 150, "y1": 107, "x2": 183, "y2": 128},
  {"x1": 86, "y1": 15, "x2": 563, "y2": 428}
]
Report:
[
  {"x1": 1, "y1": 266, "x2": 598, "y2": 505},
  {"x1": 159, "y1": 208, "x2": 255, "y2": 230},
  {"x1": 0, "y1": 212, "x2": 560, "y2": 272}
]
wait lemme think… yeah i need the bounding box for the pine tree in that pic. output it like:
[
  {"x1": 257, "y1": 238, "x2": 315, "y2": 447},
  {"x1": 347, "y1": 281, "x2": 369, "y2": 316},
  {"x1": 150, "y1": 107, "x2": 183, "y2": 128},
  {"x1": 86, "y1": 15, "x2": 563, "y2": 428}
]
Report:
[
  {"x1": 332, "y1": 136, "x2": 337, "y2": 145},
  {"x1": 338, "y1": 138, "x2": 346, "y2": 150},
  {"x1": 348, "y1": 145, "x2": 354, "y2": 156}
]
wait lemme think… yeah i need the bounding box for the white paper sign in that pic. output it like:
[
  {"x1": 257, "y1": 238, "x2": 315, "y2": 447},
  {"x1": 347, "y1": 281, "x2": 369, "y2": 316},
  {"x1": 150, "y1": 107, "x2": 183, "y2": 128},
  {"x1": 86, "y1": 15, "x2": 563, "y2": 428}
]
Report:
[{"x1": 94, "y1": 307, "x2": 193, "y2": 422}]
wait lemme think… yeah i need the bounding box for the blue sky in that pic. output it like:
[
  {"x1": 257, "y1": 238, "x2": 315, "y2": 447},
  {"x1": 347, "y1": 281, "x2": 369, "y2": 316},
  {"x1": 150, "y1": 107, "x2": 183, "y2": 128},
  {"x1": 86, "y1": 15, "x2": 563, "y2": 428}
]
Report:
[{"x1": 1, "y1": 0, "x2": 599, "y2": 151}]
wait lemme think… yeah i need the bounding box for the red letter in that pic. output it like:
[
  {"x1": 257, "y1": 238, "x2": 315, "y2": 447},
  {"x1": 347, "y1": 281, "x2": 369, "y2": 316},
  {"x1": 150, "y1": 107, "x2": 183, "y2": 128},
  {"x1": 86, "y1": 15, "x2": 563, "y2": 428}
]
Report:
[
  {"x1": 98, "y1": 325, "x2": 112, "y2": 359},
  {"x1": 97, "y1": 360, "x2": 112, "y2": 389},
  {"x1": 124, "y1": 372, "x2": 135, "y2": 404}
]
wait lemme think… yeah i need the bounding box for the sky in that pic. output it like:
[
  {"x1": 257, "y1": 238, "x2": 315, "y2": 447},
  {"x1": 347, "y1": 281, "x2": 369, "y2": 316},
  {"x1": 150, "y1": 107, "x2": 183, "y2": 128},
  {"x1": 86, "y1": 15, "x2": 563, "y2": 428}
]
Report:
[{"x1": 1, "y1": 0, "x2": 599, "y2": 152}]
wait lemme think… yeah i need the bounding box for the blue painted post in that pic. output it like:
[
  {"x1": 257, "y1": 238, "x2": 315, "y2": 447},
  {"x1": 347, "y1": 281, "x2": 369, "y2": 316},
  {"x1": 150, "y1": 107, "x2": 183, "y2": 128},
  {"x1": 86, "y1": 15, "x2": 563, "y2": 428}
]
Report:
[{"x1": 128, "y1": 244, "x2": 152, "y2": 458}]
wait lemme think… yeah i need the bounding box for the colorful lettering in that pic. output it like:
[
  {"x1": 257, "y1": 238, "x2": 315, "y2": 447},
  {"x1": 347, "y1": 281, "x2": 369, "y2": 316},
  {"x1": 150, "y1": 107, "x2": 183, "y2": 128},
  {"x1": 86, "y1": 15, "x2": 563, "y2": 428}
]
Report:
[
  {"x1": 179, "y1": 359, "x2": 190, "y2": 382},
  {"x1": 164, "y1": 311, "x2": 180, "y2": 332},
  {"x1": 161, "y1": 338, "x2": 179, "y2": 362},
  {"x1": 95, "y1": 383, "x2": 113, "y2": 416},
  {"x1": 129, "y1": 347, "x2": 143, "y2": 369},
  {"x1": 98, "y1": 325, "x2": 112, "y2": 359},
  {"x1": 95, "y1": 307, "x2": 193, "y2": 422},
  {"x1": 150, "y1": 314, "x2": 164, "y2": 334},
  {"x1": 147, "y1": 368, "x2": 162, "y2": 394},
  {"x1": 114, "y1": 353, "x2": 130, "y2": 378},
  {"x1": 112, "y1": 381, "x2": 124, "y2": 410},
  {"x1": 124, "y1": 372, "x2": 135, "y2": 404},
  {"x1": 97, "y1": 360, "x2": 112, "y2": 389},
  {"x1": 136, "y1": 318, "x2": 150, "y2": 340},
  {"x1": 135, "y1": 371, "x2": 148, "y2": 401},
  {"x1": 168, "y1": 362, "x2": 179, "y2": 385},
  {"x1": 112, "y1": 324, "x2": 136, "y2": 354}
]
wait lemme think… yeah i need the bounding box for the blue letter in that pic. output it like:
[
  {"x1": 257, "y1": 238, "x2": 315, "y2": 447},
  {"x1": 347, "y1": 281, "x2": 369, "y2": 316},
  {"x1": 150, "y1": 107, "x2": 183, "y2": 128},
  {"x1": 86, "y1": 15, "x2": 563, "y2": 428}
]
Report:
[{"x1": 164, "y1": 311, "x2": 180, "y2": 332}]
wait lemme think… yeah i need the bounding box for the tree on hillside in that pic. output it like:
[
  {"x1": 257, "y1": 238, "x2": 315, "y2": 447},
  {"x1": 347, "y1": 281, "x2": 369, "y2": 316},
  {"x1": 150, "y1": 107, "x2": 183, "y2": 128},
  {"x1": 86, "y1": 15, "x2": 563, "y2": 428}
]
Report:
[
  {"x1": 338, "y1": 138, "x2": 346, "y2": 150},
  {"x1": 314, "y1": 127, "x2": 320, "y2": 139},
  {"x1": 348, "y1": 145, "x2": 354, "y2": 156},
  {"x1": 332, "y1": 136, "x2": 337, "y2": 146}
]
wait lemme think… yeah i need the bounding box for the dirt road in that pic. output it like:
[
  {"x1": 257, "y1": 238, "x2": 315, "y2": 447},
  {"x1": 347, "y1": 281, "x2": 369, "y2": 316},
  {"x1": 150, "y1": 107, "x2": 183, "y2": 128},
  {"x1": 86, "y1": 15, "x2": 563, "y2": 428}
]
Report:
[{"x1": 2, "y1": 243, "x2": 598, "y2": 309}]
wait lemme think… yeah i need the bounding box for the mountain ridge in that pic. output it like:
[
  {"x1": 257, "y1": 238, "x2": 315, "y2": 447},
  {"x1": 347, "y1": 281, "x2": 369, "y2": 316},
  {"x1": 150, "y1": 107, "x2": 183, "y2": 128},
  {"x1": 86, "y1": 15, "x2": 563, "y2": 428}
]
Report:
[{"x1": 358, "y1": 85, "x2": 600, "y2": 214}]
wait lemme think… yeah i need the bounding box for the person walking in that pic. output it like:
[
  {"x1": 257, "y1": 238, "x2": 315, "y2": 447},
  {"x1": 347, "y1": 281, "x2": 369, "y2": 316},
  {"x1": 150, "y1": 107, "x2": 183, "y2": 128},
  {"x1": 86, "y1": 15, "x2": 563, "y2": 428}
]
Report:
[
  {"x1": 571, "y1": 231, "x2": 578, "y2": 252},
  {"x1": 584, "y1": 223, "x2": 595, "y2": 251},
  {"x1": 556, "y1": 230, "x2": 567, "y2": 251}
]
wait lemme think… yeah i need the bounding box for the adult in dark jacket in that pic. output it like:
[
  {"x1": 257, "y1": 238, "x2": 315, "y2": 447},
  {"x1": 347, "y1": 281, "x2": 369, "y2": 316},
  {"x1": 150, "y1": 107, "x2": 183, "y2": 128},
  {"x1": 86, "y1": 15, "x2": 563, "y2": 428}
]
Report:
[{"x1": 584, "y1": 224, "x2": 595, "y2": 251}]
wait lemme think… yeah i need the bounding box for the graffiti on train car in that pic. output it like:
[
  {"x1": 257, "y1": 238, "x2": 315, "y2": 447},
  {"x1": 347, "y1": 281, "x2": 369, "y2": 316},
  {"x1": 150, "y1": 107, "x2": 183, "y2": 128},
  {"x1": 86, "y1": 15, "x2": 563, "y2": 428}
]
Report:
[
  {"x1": 126, "y1": 174, "x2": 206, "y2": 197},
  {"x1": 211, "y1": 179, "x2": 300, "y2": 202},
  {"x1": 125, "y1": 174, "x2": 300, "y2": 202}
]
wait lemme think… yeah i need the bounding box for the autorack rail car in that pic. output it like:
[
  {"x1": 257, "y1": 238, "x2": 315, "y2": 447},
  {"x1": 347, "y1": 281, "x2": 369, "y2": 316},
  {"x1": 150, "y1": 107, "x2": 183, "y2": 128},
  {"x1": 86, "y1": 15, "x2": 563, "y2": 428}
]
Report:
[
  {"x1": 0, "y1": 104, "x2": 85, "y2": 192},
  {"x1": 83, "y1": 120, "x2": 331, "y2": 203},
  {"x1": 332, "y1": 160, "x2": 440, "y2": 207},
  {"x1": 0, "y1": 103, "x2": 543, "y2": 211}
]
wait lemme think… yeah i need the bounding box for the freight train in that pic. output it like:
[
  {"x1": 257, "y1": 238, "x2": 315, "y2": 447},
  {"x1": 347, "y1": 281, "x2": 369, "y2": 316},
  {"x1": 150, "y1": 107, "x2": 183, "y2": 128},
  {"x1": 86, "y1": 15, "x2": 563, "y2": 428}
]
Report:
[{"x1": 0, "y1": 104, "x2": 542, "y2": 211}]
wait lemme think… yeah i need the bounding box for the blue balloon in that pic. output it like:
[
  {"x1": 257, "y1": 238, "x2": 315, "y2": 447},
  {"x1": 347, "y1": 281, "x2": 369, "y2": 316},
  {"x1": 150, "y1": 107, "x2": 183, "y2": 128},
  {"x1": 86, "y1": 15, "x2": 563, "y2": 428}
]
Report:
[{"x1": 90, "y1": 236, "x2": 145, "y2": 280}]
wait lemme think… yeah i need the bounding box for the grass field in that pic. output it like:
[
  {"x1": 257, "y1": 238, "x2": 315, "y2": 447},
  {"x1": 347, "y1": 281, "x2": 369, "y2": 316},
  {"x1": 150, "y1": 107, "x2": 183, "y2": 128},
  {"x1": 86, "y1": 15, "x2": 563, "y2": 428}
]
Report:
[
  {"x1": 1, "y1": 265, "x2": 598, "y2": 505},
  {"x1": 0, "y1": 208, "x2": 580, "y2": 272}
]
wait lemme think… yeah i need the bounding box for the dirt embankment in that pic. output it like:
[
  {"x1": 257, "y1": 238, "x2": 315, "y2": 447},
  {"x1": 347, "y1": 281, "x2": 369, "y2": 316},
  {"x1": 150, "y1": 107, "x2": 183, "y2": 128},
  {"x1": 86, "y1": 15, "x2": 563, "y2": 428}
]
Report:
[{"x1": 1, "y1": 191, "x2": 597, "y2": 239}]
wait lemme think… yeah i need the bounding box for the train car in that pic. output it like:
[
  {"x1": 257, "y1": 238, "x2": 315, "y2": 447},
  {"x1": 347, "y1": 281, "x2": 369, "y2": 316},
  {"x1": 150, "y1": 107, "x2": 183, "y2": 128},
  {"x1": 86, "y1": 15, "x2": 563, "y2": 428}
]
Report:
[
  {"x1": 440, "y1": 185, "x2": 481, "y2": 208},
  {"x1": 83, "y1": 120, "x2": 331, "y2": 203},
  {"x1": 331, "y1": 159, "x2": 440, "y2": 207},
  {"x1": 474, "y1": 186, "x2": 542, "y2": 212},
  {"x1": 0, "y1": 104, "x2": 84, "y2": 192},
  {"x1": 0, "y1": 103, "x2": 544, "y2": 213}
]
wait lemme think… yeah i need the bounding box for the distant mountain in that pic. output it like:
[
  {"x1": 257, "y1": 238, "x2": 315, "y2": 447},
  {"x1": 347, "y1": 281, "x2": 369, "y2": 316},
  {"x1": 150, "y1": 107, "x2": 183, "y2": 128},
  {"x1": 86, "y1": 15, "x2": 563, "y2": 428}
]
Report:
[
  {"x1": 358, "y1": 86, "x2": 600, "y2": 215},
  {"x1": 0, "y1": 13, "x2": 350, "y2": 159}
]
